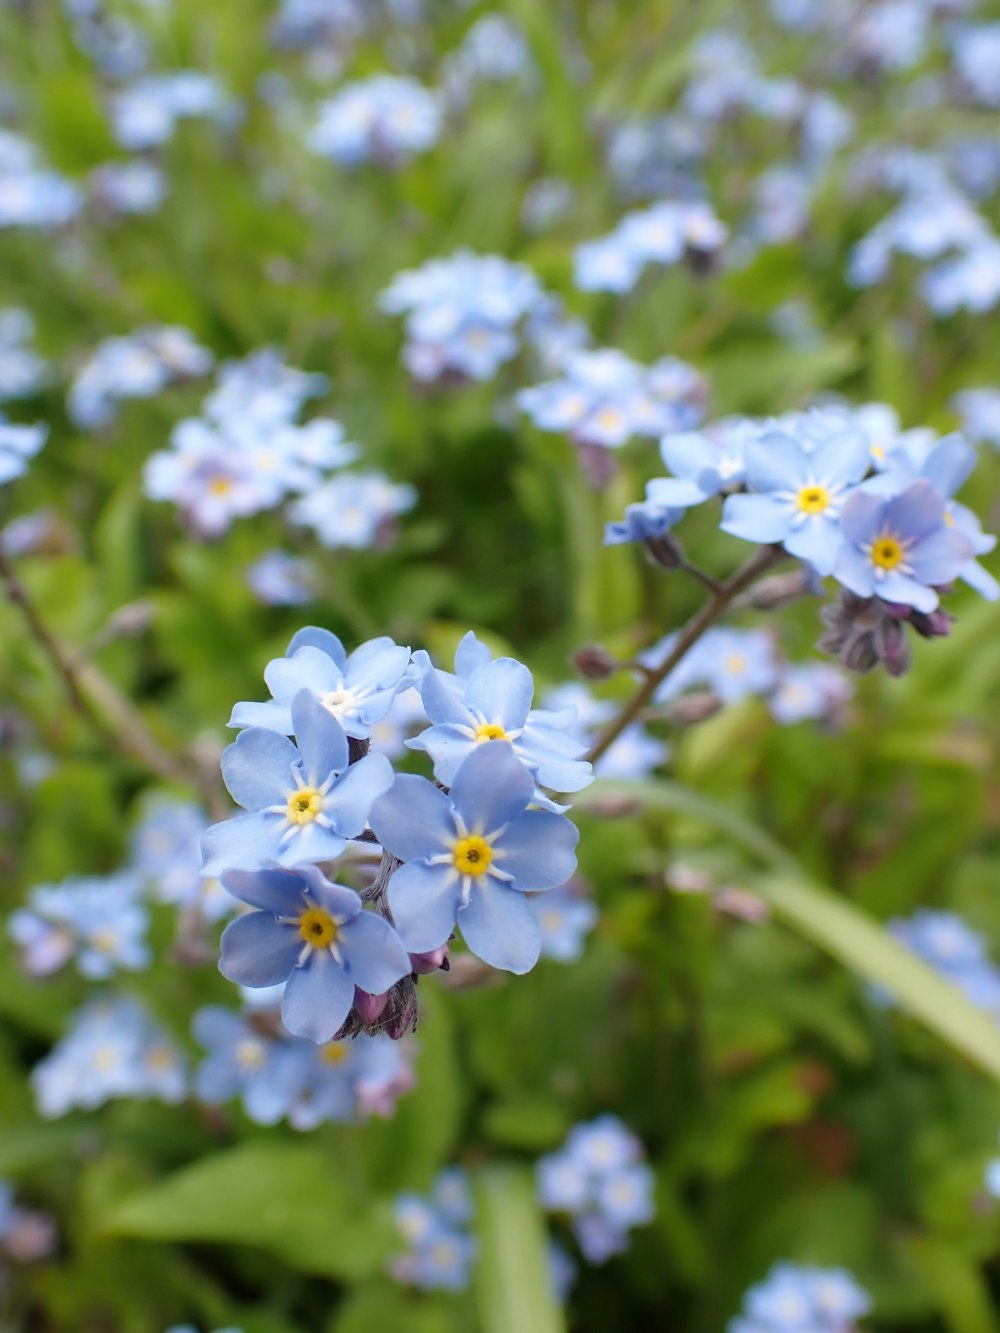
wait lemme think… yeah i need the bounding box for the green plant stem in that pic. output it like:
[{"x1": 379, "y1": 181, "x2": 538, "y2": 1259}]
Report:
[{"x1": 585, "y1": 545, "x2": 784, "y2": 765}]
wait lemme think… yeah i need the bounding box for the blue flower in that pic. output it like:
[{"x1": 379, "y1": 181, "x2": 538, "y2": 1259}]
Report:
[
  {"x1": 410, "y1": 654, "x2": 593, "y2": 800},
  {"x1": 530, "y1": 888, "x2": 598, "y2": 963},
  {"x1": 389, "y1": 1169, "x2": 478, "y2": 1292},
  {"x1": 246, "y1": 551, "x2": 316, "y2": 607},
  {"x1": 721, "y1": 428, "x2": 870, "y2": 574},
  {"x1": 9, "y1": 873, "x2": 149, "y2": 979},
  {"x1": 0, "y1": 414, "x2": 46, "y2": 485},
  {"x1": 228, "y1": 628, "x2": 413, "y2": 739},
  {"x1": 287, "y1": 470, "x2": 416, "y2": 548},
  {"x1": 731, "y1": 1261, "x2": 870, "y2": 1333},
  {"x1": 649, "y1": 421, "x2": 753, "y2": 507},
  {"x1": 604, "y1": 498, "x2": 684, "y2": 547},
  {"x1": 768, "y1": 663, "x2": 852, "y2": 726},
  {"x1": 309, "y1": 75, "x2": 442, "y2": 168},
  {"x1": 202, "y1": 691, "x2": 393, "y2": 874},
  {"x1": 833, "y1": 479, "x2": 975, "y2": 612},
  {"x1": 193, "y1": 1005, "x2": 301, "y2": 1125},
  {"x1": 370, "y1": 742, "x2": 579, "y2": 972},
  {"x1": 218, "y1": 865, "x2": 411, "y2": 1044}
]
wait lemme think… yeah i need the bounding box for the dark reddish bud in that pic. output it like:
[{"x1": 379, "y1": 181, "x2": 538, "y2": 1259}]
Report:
[
  {"x1": 664, "y1": 690, "x2": 723, "y2": 724},
  {"x1": 353, "y1": 988, "x2": 389, "y2": 1024},
  {"x1": 644, "y1": 533, "x2": 685, "y2": 569},
  {"x1": 384, "y1": 993, "x2": 419, "y2": 1039},
  {"x1": 909, "y1": 608, "x2": 952, "y2": 639},
  {"x1": 572, "y1": 645, "x2": 618, "y2": 681}
]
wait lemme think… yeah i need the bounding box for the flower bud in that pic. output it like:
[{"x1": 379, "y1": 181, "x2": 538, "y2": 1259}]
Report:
[
  {"x1": 353, "y1": 987, "x2": 389, "y2": 1023},
  {"x1": 408, "y1": 946, "x2": 449, "y2": 975},
  {"x1": 572, "y1": 644, "x2": 618, "y2": 681},
  {"x1": 644, "y1": 532, "x2": 686, "y2": 569}
]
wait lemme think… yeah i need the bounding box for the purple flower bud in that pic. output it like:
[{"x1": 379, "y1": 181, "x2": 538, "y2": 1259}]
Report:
[
  {"x1": 409, "y1": 946, "x2": 449, "y2": 975},
  {"x1": 909, "y1": 608, "x2": 953, "y2": 639},
  {"x1": 354, "y1": 987, "x2": 389, "y2": 1023},
  {"x1": 385, "y1": 992, "x2": 419, "y2": 1039}
]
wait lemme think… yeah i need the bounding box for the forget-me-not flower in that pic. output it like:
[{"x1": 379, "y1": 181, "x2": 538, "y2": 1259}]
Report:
[
  {"x1": 370, "y1": 742, "x2": 579, "y2": 972},
  {"x1": 218, "y1": 864, "x2": 411, "y2": 1043}
]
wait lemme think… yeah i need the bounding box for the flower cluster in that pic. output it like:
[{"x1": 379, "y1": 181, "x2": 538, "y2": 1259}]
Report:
[
  {"x1": 9, "y1": 871, "x2": 149, "y2": 979},
  {"x1": 110, "y1": 72, "x2": 226, "y2": 151},
  {"x1": 574, "y1": 199, "x2": 727, "y2": 294},
  {"x1": 609, "y1": 405, "x2": 997, "y2": 676},
  {"x1": 205, "y1": 627, "x2": 588, "y2": 1041},
  {"x1": 69, "y1": 325, "x2": 214, "y2": 430},
  {"x1": 379, "y1": 250, "x2": 545, "y2": 383},
  {"x1": 519, "y1": 348, "x2": 706, "y2": 452},
  {"x1": 32, "y1": 996, "x2": 187, "y2": 1118},
  {"x1": 193, "y1": 1003, "x2": 414, "y2": 1129},
  {"x1": 309, "y1": 75, "x2": 442, "y2": 167},
  {"x1": 0, "y1": 128, "x2": 83, "y2": 230},
  {"x1": 0, "y1": 308, "x2": 47, "y2": 401},
  {"x1": 389, "y1": 1168, "x2": 477, "y2": 1291},
  {"x1": 537, "y1": 1115, "x2": 656, "y2": 1263},
  {"x1": 728, "y1": 1262, "x2": 871, "y2": 1333}
]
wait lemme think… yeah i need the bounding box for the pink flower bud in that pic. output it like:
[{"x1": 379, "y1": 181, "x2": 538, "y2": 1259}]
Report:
[{"x1": 353, "y1": 987, "x2": 389, "y2": 1024}]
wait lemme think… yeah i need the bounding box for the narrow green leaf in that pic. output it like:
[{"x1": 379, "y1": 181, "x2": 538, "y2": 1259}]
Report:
[
  {"x1": 577, "y1": 780, "x2": 1000, "y2": 1082},
  {"x1": 902, "y1": 1236, "x2": 999, "y2": 1333},
  {"x1": 473, "y1": 1166, "x2": 565, "y2": 1333},
  {"x1": 102, "y1": 1142, "x2": 392, "y2": 1279}
]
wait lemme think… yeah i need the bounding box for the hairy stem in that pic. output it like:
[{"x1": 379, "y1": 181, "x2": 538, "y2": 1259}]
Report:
[{"x1": 585, "y1": 545, "x2": 784, "y2": 764}]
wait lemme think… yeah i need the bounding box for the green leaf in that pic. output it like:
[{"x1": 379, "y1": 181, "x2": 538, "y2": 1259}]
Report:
[
  {"x1": 578, "y1": 780, "x2": 1000, "y2": 1082},
  {"x1": 102, "y1": 1141, "x2": 392, "y2": 1280},
  {"x1": 473, "y1": 1166, "x2": 565, "y2": 1333},
  {"x1": 902, "y1": 1236, "x2": 999, "y2": 1333}
]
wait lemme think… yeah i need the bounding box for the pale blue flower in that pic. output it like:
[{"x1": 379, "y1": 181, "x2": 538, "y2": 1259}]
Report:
[
  {"x1": 201, "y1": 691, "x2": 393, "y2": 874},
  {"x1": 530, "y1": 888, "x2": 598, "y2": 963},
  {"x1": 287, "y1": 470, "x2": 416, "y2": 548},
  {"x1": 721, "y1": 427, "x2": 870, "y2": 574},
  {"x1": 834, "y1": 479, "x2": 975, "y2": 612},
  {"x1": 218, "y1": 864, "x2": 410, "y2": 1043},
  {"x1": 0, "y1": 414, "x2": 46, "y2": 484},
  {"x1": 370, "y1": 743, "x2": 579, "y2": 971},
  {"x1": 309, "y1": 75, "x2": 442, "y2": 167}
]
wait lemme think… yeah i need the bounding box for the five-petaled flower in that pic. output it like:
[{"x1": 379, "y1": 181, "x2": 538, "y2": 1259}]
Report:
[
  {"x1": 370, "y1": 742, "x2": 579, "y2": 973},
  {"x1": 218, "y1": 865, "x2": 411, "y2": 1043}
]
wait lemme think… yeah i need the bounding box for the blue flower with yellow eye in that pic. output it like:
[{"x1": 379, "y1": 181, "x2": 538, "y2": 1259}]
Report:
[
  {"x1": 218, "y1": 865, "x2": 410, "y2": 1044},
  {"x1": 833, "y1": 479, "x2": 974, "y2": 612},
  {"x1": 409, "y1": 655, "x2": 592, "y2": 799},
  {"x1": 201, "y1": 690, "x2": 393, "y2": 875},
  {"x1": 370, "y1": 743, "x2": 579, "y2": 973}
]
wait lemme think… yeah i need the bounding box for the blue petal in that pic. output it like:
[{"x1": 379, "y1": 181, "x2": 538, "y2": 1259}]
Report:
[
  {"x1": 220, "y1": 867, "x2": 306, "y2": 914},
  {"x1": 743, "y1": 432, "x2": 806, "y2": 492},
  {"x1": 420, "y1": 668, "x2": 472, "y2": 725},
  {"x1": 812, "y1": 429, "x2": 871, "y2": 487},
  {"x1": 345, "y1": 638, "x2": 411, "y2": 689},
  {"x1": 387, "y1": 860, "x2": 461, "y2": 952},
  {"x1": 459, "y1": 880, "x2": 541, "y2": 974},
  {"x1": 840, "y1": 491, "x2": 883, "y2": 546},
  {"x1": 201, "y1": 814, "x2": 285, "y2": 876},
  {"x1": 219, "y1": 911, "x2": 300, "y2": 986},
  {"x1": 721, "y1": 493, "x2": 792, "y2": 544},
  {"x1": 228, "y1": 699, "x2": 293, "y2": 733},
  {"x1": 961, "y1": 559, "x2": 1000, "y2": 600},
  {"x1": 515, "y1": 737, "x2": 593, "y2": 793},
  {"x1": 281, "y1": 952, "x2": 355, "y2": 1043},
  {"x1": 659, "y1": 431, "x2": 713, "y2": 480},
  {"x1": 221, "y1": 729, "x2": 299, "y2": 811},
  {"x1": 783, "y1": 517, "x2": 844, "y2": 575},
  {"x1": 370, "y1": 774, "x2": 455, "y2": 861},
  {"x1": 406, "y1": 724, "x2": 474, "y2": 784},
  {"x1": 832, "y1": 545, "x2": 876, "y2": 599},
  {"x1": 884, "y1": 480, "x2": 944, "y2": 542},
  {"x1": 326, "y1": 751, "x2": 393, "y2": 836},
  {"x1": 307, "y1": 875, "x2": 362, "y2": 921},
  {"x1": 291, "y1": 690, "x2": 349, "y2": 781},
  {"x1": 287, "y1": 626, "x2": 346, "y2": 665},
  {"x1": 192, "y1": 1005, "x2": 245, "y2": 1050},
  {"x1": 340, "y1": 911, "x2": 411, "y2": 993},
  {"x1": 454, "y1": 631, "x2": 493, "y2": 677},
  {"x1": 493, "y1": 809, "x2": 579, "y2": 890},
  {"x1": 449, "y1": 741, "x2": 534, "y2": 834},
  {"x1": 874, "y1": 570, "x2": 939, "y2": 612},
  {"x1": 645, "y1": 475, "x2": 710, "y2": 507},
  {"x1": 922, "y1": 434, "x2": 976, "y2": 498},
  {"x1": 907, "y1": 527, "x2": 975, "y2": 584},
  {"x1": 265, "y1": 646, "x2": 341, "y2": 706},
  {"x1": 465, "y1": 658, "x2": 534, "y2": 730},
  {"x1": 275, "y1": 821, "x2": 348, "y2": 867}
]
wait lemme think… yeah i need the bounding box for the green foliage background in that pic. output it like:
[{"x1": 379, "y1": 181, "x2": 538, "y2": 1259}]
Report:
[{"x1": 1, "y1": 1, "x2": 1000, "y2": 1330}]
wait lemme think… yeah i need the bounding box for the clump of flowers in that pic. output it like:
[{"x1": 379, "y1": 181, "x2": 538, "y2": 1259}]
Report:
[
  {"x1": 389, "y1": 1168, "x2": 477, "y2": 1291},
  {"x1": 728, "y1": 1261, "x2": 871, "y2": 1333},
  {"x1": 8, "y1": 872, "x2": 150, "y2": 979},
  {"x1": 203, "y1": 628, "x2": 589, "y2": 1041},
  {"x1": 69, "y1": 325, "x2": 214, "y2": 430},
  {"x1": 537, "y1": 1114, "x2": 656, "y2": 1263},
  {"x1": 309, "y1": 75, "x2": 442, "y2": 168},
  {"x1": 32, "y1": 996, "x2": 187, "y2": 1118},
  {"x1": 379, "y1": 250, "x2": 545, "y2": 383},
  {"x1": 574, "y1": 198, "x2": 727, "y2": 293}
]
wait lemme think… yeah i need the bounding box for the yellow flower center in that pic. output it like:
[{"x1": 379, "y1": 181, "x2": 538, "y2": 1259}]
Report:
[
  {"x1": 235, "y1": 1039, "x2": 266, "y2": 1070},
  {"x1": 146, "y1": 1045, "x2": 175, "y2": 1073},
  {"x1": 92, "y1": 1045, "x2": 120, "y2": 1072},
  {"x1": 595, "y1": 406, "x2": 624, "y2": 431},
  {"x1": 286, "y1": 787, "x2": 323, "y2": 825},
  {"x1": 871, "y1": 535, "x2": 904, "y2": 570},
  {"x1": 298, "y1": 907, "x2": 338, "y2": 948},
  {"x1": 796, "y1": 483, "x2": 830, "y2": 515},
  {"x1": 724, "y1": 653, "x2": 747, "y2": 676},
  {"x1": 452, "y1": 835, "x2": 493, "y2": 877},
  {"x1": 474, "y1": 722, "x2": 507, "y2": 742},
  {"x1": 209, "y1": 475, "x2": 233, "y2": 496},
  {"x1": 321, "y1": 1042, "x2": 349, "y2": 1066}
]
